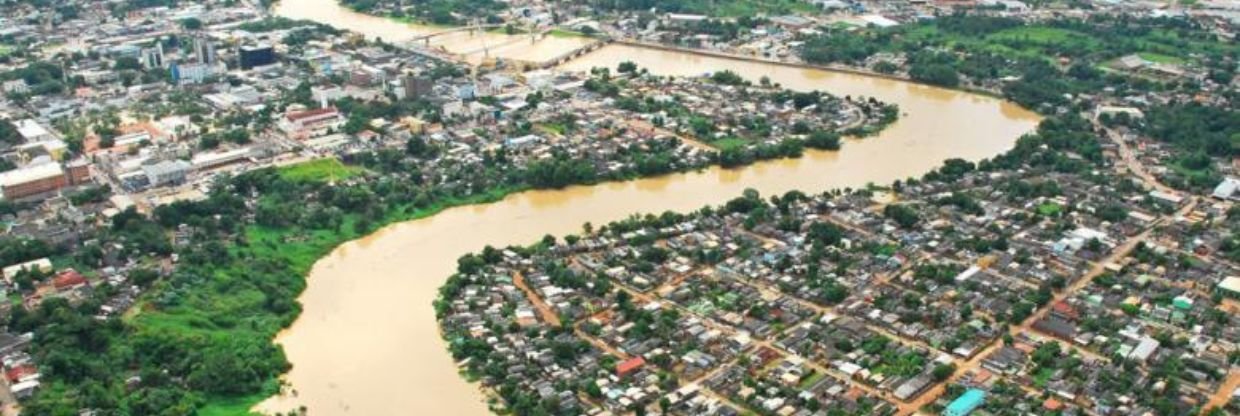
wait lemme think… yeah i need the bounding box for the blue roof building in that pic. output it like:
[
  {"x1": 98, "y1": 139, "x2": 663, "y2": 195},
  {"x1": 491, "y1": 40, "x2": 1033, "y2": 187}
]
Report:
[{"x1": 944, "y1": 389, "x2": 985, "y2": 416}]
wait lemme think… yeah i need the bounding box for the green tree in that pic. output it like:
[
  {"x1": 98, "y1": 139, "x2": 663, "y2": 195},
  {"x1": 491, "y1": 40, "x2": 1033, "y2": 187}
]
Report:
[
  {"x1": 179, "y1": 18, "x2": 203, "y2": 30},
  {"x1": 932, "y1": 363, "x2": 956, "y2": 381}
]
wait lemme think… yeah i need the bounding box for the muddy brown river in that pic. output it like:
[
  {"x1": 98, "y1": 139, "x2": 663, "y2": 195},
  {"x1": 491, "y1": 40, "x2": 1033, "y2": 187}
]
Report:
[{"x1": 257, "y1": 1, "x2": 1041, "y2": 414}]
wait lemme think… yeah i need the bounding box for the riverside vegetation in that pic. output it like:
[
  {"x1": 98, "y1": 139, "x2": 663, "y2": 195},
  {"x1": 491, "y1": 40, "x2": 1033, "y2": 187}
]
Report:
[
  {"x1": 12, "y1": 66, "x2": 897, "y2": 414},
  {"x1": 2, "y1": 9, "x2": 1233, "y2": 416}
]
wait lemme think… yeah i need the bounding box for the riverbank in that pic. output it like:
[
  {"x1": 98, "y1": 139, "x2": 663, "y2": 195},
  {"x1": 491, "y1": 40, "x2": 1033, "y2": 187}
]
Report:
[
  {"x1": 237, "y1": 89, "x2": 899, "y2": 415},
  {"x1": 608, "y1": 39, "x2": 1008, "y2": 100},
  {"x1": 255, "y1": 1, "x2": 1039, "y2": 414},
  {"x1": 244, "y1": 88, "x2": 900, "y2": 414},
  {"x1": 271, "y1": 0, "x2": 998, "y2": 100},
  {"x1": 197, "y1": 183, "x2": 525, "y2": 415}
]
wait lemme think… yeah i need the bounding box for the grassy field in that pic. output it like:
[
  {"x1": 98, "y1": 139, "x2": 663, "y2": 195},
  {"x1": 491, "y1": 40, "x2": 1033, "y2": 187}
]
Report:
[
  {"x1": 1037, "y1": 202, "x2": 1062, "y2": 216},
  {"x1": 987, "y1": 26, "x2": 1094, "y2": 44},
  {"x1": 537, "y1": 121, "x2": 570, "y2": 135},
  {"x1": 711, "y1": 0, "x2": 819, "y2": 17},
  {"x1": 546, "y1": 28, "x2": 588, "y2": 38},
  {"x1": 901, "y1": 26, "x2": 1039, "y2": 61},
  {"x1": 646, "y1": 0, "x2": 818, "y2": 17},
  {"x1": 710, "y1": 137, "x2": 749, "y2": 151},
  {"x1": 900, "y1": 23, "x2": 1211, "y2": 68},
  {"x1": 277, "y1": 158, "x2": 366, "y2": 183},
  {"x1": 1137, "y1": 52, "x2": 1186, "y2": 65},
  {"x1": 985, "y1": 26, "x2": 1102, "y2": 62},
  {"x1": 798, "y1": 371, "x2": 827, "y2": 389}
]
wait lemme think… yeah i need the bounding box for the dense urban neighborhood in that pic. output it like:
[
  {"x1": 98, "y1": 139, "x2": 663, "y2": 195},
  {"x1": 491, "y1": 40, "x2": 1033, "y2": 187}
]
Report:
[
  {"x1": 0, "y1": 0, "x2": 1232, "y2": 415},
  {"x1": 439, "y1": 152, "x2": 1233, "y2": 415}
]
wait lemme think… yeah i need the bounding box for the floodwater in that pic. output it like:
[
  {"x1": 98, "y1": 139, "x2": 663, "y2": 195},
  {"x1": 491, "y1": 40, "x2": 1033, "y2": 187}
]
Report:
[
  {"x1": 273, "y1": 0, "x2": 595, "y2": 63},
  {"x1": 259, "y1": 1, "x2": 1041, "y2": 414}
]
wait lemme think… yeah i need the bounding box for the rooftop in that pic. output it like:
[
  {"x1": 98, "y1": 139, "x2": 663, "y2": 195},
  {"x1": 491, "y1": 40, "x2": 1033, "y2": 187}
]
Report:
[
  {"x1": 1218, "y1": 276, "x2": 1240, "y2": 294},
  {"x1": 944, "y1": 389, "x2": 985, "y2": 416},
  {"x1": 0, "y1": 162, "x2": 63, "y2": 188},
  {"x1": 286, "y1": 107, "x2": 340, "y2": 122},
  {"x1": 15, "y1": 119, "x2": 51, "y2": 140}
]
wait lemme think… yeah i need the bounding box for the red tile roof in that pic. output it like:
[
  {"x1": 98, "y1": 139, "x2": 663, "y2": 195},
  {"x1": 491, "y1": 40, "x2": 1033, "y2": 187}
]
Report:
[
  {"x1": 616, "y1": 356, "x2": 645, "y2": 377},
  {"x1": 52, "y1": 269, "x2": 87, "y2": 290},
  {"x1": 286, "y1": 107, "x2": 339, "y2": 122},
  {"x1": 1051, "y1": 301, "x2": 1079, "y2": 320},
  {"x1": 5, "y1": 364, "x2": 35, "y2": 383}
]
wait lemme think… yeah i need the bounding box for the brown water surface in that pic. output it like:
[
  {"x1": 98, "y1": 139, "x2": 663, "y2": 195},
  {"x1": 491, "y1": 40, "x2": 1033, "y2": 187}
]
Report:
[
  {"x1": 260, "y1": 2, "x2": 1040, "y2": 414},
  {"x1": 273, "y1": 0, "x2": 595, "y2": 63}
]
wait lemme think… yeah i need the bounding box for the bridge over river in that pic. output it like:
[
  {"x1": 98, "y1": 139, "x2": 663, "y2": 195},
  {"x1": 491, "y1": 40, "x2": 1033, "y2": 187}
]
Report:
[{"x1": 264, "y1": 1, "x2": 1042, "y2": 415}]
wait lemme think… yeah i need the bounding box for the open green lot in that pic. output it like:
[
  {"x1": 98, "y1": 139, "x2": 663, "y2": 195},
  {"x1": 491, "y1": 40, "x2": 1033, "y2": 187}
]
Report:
[
  {"x1": 277, "y1": 158, "x2": 366, "y2": 183},
  {"x1": 710, "y1": 137, "x2": 750, "y2": 151}
]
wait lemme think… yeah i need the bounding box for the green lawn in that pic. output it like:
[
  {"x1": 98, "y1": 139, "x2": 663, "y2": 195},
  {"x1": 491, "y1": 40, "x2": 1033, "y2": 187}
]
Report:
[
  {"x1": 710, "y1": 137, "x2": 749, "y2": 151},
  {"x1": 871, "y1": 243, "x2": 899, "y2": 257},
  {"x1": 711, "y1": 0, "x2": 819, "y2": 17},
  {"x1": 1136, "y1": 52, "x2": 1185, "y2": 65},
  {"x1": 277, "y1": 158, "x2": 365, "y2": 183},
  {"x1": 988, "y1": 26, "x2": 1093, "y2": 44},
  {"x1": 1037, "y1": 202, "x2": 1062, "y2": 216},
  {"x1": 900, "y1": 25, "x2": 1066, "y2": 62},
  {"x1": 538, "y1": 122, "x2": 569, "y2": 135},
  {"x1": 546, "y1": 29, "x2": 588, "y2": 38},
  {"x1": 798, "y1": 371, "x2": 827, "y2": 389},
  {"x1": 984, "y1": 26, "x2": 1102, "y2": 62}
]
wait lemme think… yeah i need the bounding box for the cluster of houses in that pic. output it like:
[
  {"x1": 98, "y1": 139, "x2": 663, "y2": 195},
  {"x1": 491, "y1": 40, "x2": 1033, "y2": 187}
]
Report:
[
  {"x1": 437, "y1": 133, "x2": 1240, "y2": 415},
  {"x1": 595, "y1": 72, "x2": 885, "y2": 147},
  {"x1": 0, "y1": 0, "x2": 1234, "y2": 413},
  {"x1": 0, "y1": 254, "x2": 153, "y2": 399},
  {"x1": 0, "y1": 3, "x2": 892, "y2": 382},
  {"x1": 0, "y1": 0, "x2": 910, "y2": 276},
  {"x1": 611, "y1": 0, "x2": 1236, "y2": 60}
]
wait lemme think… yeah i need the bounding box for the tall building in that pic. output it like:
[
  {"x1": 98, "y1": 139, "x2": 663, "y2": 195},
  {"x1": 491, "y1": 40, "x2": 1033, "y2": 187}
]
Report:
[
  {"x1": 143, "y1": 42, "x2": 165, "y2": 69},
  {"x1": 239, "y1": 44, "x2": 275, "y2": 70},
  {"x1": 170, "y1": 62, "x2": 218, "y2": 85},
  {"x1": 194, "y1": 36, "x2": 216, "y2": 65},
  {"x1": 401, "y1": 74, "x2": 433, "y2": 100}
]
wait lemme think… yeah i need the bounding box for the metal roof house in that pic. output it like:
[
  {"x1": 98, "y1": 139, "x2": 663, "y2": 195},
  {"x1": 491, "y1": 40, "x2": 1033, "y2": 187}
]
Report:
[{"x1": 944, "y1": 389, "x2": 985, "y2": 416}]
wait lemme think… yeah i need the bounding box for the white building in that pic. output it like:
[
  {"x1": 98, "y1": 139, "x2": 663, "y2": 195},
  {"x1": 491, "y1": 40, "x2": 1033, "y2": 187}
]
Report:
[
  {"x1": 173, "y1": 62, "x2": 222, "y2": 85},
  {"x1": 2, "y1": 80, "x2": 28, "y2": 95},
  {"x1": 15, "y1": 119, "x2": 56, "y2": 143},
  {"x1": 1213, "y1": 177, "x2": 1240, "y2": 200},
  {"x1": 142, "y1": 159, "x2": 192, "y2": 186}
]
